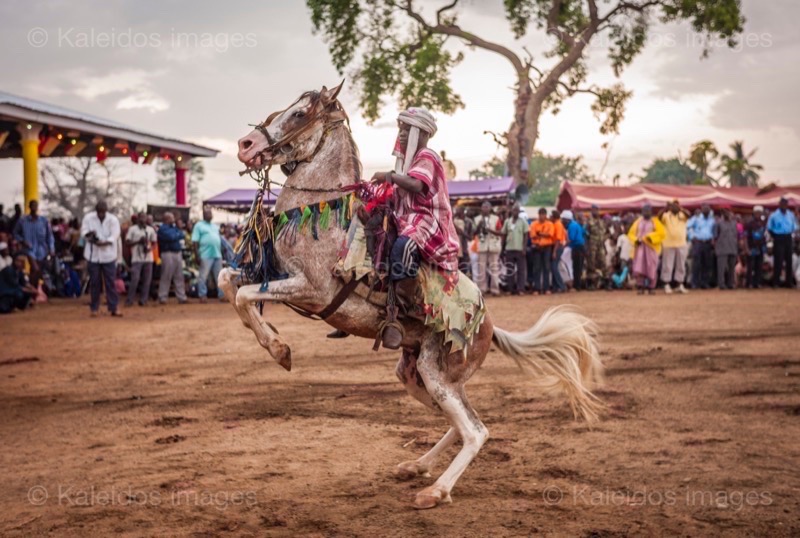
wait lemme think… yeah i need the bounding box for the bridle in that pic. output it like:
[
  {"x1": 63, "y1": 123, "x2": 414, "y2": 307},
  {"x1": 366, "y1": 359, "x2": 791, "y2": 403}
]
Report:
[{"x1": 240, "y1": 92, "x2": 351, "y2": 194}]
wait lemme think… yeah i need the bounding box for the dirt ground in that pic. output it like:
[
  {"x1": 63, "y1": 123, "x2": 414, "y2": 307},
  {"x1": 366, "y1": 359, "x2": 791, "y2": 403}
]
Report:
[{"x1": 1, "y1": 290, "x2": 799, "y2": 537}]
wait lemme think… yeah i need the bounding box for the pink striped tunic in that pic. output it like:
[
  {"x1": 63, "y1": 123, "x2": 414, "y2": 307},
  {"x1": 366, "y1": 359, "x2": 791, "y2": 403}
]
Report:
[{"x1": 393, "y1": 149, "x2": 460, "y2": 273}]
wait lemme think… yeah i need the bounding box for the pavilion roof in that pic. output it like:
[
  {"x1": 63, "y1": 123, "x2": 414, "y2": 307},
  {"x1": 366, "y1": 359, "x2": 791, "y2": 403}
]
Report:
[{"x1": 0, "y1": 90, "x2": 218, "y2": 159}]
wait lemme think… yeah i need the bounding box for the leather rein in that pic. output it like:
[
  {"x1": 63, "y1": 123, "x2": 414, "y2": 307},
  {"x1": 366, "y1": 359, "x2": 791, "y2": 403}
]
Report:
[{"x1": 240, "y1": 93, "x2": 350, "y2": 192}]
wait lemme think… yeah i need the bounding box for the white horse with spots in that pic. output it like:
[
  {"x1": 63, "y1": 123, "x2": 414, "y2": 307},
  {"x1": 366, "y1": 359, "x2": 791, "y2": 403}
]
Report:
[{"x1": 220, "y1": 82, "x2": 603, "y2": 509}]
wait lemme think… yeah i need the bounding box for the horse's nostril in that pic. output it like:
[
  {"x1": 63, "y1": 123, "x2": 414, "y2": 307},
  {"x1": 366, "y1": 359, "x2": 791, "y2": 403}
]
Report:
[{"x1": 240, "y1": 139, "x2": 253, "y2": 151}]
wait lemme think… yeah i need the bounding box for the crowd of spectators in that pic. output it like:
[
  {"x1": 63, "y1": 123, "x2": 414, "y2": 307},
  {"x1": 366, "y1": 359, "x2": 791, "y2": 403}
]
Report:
[
  {"x1": 453, "y1": 197, "x2": 799, "y2": 296},
  {"x1": 0, "y1": 199, "x2": 243, "y2": 315},
  {"x1": 1, "y1": 194, "x2": 797, "y2": 315}
]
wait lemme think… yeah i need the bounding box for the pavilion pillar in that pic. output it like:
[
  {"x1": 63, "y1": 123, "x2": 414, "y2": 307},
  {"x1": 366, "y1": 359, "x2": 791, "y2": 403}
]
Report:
[
  {"x1": 17, "y1": 122, "x2": 42, "y2": 211},
  {"x1": 175, "y1": 156, "x2": 189, "y2": 205}
]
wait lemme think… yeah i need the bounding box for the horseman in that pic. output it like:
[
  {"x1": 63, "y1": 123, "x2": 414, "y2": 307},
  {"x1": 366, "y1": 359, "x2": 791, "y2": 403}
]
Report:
[{"x1": 370, "y1": 107, "x2": 460, "y2": 350}]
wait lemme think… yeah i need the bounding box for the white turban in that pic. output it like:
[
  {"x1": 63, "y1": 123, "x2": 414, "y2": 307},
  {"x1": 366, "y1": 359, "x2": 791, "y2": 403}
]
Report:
[{"x1": 393, "y1": 107, "x2": 437, "y2": 175}]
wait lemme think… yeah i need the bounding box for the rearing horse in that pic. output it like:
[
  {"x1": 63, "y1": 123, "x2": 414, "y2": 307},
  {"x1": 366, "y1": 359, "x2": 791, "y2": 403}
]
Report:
[{"x1": 220, "y1": 82, "x2": 603, "y2": 509}]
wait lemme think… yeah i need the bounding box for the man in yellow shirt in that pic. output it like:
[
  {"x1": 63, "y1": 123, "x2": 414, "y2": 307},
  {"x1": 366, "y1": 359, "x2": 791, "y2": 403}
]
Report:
[{"x1": 658, "y1": 199, "x2": 690, "y2": 294}]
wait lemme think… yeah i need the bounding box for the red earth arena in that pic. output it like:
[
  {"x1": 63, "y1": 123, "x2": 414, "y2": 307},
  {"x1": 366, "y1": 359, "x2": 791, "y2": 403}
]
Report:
[{"x1": 1, "y1": 292, "x2": 798, "y2": 536}]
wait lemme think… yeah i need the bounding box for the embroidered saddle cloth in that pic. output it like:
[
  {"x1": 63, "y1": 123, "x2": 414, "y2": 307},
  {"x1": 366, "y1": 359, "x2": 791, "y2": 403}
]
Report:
[{"x1": 335, "y1": 218, "x2": 486, "y2": 355}]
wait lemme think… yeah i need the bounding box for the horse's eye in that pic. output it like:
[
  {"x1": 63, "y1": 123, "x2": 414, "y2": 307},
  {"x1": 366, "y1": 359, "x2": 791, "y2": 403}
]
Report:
[{"x1": 293, "y1": 110, "x2": 306, "y2": 119}]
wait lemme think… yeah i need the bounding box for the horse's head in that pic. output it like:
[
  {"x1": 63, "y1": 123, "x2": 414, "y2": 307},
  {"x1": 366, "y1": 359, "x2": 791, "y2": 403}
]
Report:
[{"x1": 237, "y1": 82, "x2": 345, "y2": 171}]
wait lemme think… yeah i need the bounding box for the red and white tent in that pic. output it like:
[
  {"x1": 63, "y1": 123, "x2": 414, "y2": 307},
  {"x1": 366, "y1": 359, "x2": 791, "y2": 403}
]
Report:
[{"x1": 557, "y1": 181, "x2": 800, "y2": 212}]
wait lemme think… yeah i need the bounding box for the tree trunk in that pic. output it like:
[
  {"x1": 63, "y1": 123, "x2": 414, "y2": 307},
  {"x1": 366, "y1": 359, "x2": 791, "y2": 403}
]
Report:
[{"x1": 506, "y1": 73, "x2": 543, "y2": 187}]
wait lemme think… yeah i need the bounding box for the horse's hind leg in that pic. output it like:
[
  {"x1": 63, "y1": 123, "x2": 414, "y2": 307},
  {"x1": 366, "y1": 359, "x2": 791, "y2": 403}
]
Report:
[
  {"x1": 394, "y1": 350, "x2": 459, "y2": 480},
  {"x1": 411, "y1": 334, "x2": 490, "y2": 509}
]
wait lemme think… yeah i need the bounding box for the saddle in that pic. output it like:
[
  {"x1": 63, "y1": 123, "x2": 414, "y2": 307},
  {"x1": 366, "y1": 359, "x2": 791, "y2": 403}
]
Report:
[
  {"x1": 356, "y1": 203, "x2": 398, "y2": 290},
  {"x1": 354, "y1": 188, "x2": 428, "y2": 349}
]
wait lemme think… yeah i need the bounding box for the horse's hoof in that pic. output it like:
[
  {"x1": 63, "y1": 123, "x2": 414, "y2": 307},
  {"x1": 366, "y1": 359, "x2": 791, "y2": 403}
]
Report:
[
  {"x1": 413, "y1": 487, "x2": 451, "y2": 510},
  {"x1": 269, "y1": 343, "x2": 292, "y2": 371},
  {"x1": 394, "y1": 461, "x2": 430, "y2": 481}
]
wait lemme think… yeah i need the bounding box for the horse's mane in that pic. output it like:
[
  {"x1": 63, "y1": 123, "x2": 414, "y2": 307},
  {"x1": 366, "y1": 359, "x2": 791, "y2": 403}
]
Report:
[{"x1": 325, "y1": 97, "x2": 362, "y2": 183}]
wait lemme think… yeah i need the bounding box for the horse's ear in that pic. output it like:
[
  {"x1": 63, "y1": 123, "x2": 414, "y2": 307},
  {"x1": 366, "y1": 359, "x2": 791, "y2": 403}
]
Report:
[{"x1": 321, "y1": 80, "x2": 345, "y2": 105}]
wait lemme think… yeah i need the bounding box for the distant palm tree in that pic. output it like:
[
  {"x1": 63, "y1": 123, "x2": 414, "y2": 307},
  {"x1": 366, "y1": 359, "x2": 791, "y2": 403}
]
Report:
[
  {"x1": 688, "y1": 140, "x2": 719, "y2": 186},
  {"x1": 720, "y1": 141, "x2": 763, "y2": 187}
]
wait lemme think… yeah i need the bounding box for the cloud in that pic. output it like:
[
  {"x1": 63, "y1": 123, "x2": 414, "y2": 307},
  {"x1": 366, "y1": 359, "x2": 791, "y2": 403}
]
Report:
[
  {"x1": 71, "y1": 68, "x2": 169, "y2": 112},
  {"x1": 116, "y1": 89, "x2": 169, "y2": 112},
  {"x1": 189, "y1": 137, "x2": 235, "y2": 156},
  {"x1": 645, "y1": 0, "x2": 800, "y2": 137}
]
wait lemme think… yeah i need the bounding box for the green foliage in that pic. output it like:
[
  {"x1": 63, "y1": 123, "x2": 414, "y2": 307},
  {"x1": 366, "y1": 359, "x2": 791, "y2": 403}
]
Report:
[
  {"x1": 504, "y1": 0, "x2": 587, "y2": 40},
  {"x1": 608, "y1": 14, "x2": 649, "y2": 77},
  {"x1": 307, "y1": 0, "x2": 362, "y2": 72},
  {"x1": 719, "y1": 140, "x2": 762, "y2": 187},
  {"x1": 529, "y1": 151, "x2": 594, "y2": 187},
  {"x1": 469, "y1": 156, "x2": 506, "y2": 179},
  {"x1": 306, "y1": 0, "x2": 745, "y2": 143},
  {"x1": 688, "y1": 139, "x2": 719, "y2": 184},
  {"x1": 309, "y1": 0, "x2": 464, "y2": 123},
  {"x1": 661, "y1": 0, "x2": 745, "y2": 57},
  {"x1": 590, "y1": 83, "x2": 633, "y2": 135},
  {"x1": 641, "y1": 158, "x2": 697, "y2": 185},
  {"x1": 470, "y1": 151, "x2": 594, "y2": 205}
]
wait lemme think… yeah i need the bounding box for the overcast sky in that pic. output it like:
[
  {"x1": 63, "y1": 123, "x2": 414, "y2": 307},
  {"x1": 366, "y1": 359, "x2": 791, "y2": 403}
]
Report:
[{"x1": 1, "y1": 0, "x2": 798, "y2": 212}]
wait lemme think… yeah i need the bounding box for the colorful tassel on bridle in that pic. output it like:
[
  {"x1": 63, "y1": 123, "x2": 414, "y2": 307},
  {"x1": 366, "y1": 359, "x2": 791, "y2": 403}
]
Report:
[{"x1": 236, "y1": 191, "x2": 361, "y2": 288}]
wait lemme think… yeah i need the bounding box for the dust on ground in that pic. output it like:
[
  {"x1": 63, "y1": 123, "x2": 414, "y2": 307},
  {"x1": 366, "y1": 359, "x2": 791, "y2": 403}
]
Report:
[{"x1": 1, "y1": 290, "x2": 798, "y2": 537}]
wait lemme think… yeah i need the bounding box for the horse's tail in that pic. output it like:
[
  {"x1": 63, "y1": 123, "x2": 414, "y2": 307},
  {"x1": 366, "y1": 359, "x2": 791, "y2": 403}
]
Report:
[{"x1": 492, "y1": 305, "x2": 604, "y2": 422}]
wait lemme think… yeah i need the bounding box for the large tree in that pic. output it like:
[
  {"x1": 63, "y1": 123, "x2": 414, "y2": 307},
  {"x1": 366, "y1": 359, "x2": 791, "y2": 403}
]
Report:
[
  {"x1": 307, "y1": 0, "x2": 744, "y2": 185},
  {"x1": 40, "y1": 158, "x2": 141, "y2": 221}
]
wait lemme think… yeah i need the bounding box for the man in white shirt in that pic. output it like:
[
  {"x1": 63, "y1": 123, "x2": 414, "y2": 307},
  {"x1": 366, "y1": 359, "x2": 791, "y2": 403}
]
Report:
[
  {"x1": 125, "y1": 212, "x2": 156, "y2": 307},
  {"x1": 80, "y1": 201, "x2": 122, "y2": 317},
  {"x1": 473, "y1": 201, "x2": 503, "y2": 296}
]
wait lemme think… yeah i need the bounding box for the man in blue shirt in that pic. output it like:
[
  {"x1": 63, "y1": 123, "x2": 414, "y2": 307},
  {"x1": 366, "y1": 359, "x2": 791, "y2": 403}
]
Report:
[
  {"x1": 13, "y1": 200, "x2": 54, "y2": 284},
  {"x1": 767, "y1": 197, "x2": 797, "y2": 288},
  {"x1": 687, "y1": 204, "x2": 715, "y2": 289},
  {"x1": 192, "y1": 207, "x2": 224, "y2": 303},
  {"x1": 157, "y1": 212, "x2": 188, "y2": 304},
  {"x1": 561, "y1": 210, "x2": 586, "y2": 290}
]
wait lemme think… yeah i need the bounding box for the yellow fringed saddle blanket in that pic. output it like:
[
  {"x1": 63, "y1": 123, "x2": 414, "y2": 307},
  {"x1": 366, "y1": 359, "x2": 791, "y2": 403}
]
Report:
[{"x1": 336, "y1": 219, "x2": 486, "y2": 355}]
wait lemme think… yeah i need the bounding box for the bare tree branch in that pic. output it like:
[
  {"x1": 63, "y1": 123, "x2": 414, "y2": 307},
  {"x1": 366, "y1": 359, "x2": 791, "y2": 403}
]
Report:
[
  {"x1": 587, "y1": 0, "x2": 599, "y2": 23},
  {"x1": 557, "y1": 81, "x2": 601, "y2": 97},
  {"x1": 600, "y1": 0, "x2": 660, "y2": 24},
  {"x1": 522, "y1": 46, "x2": 544, "y2": 82},
  {"x1": 435, "y1": 0, "x2": 459, "y2": 25},
  {"x1": 396, "y1": 0, "x2": 526, "y2": 73},
  {"x1": 483, "y1": 130, "x2": 508, "y2": 148},
  {"x1": 546, "y1": 0, "x2": 576, "y2": 47}
]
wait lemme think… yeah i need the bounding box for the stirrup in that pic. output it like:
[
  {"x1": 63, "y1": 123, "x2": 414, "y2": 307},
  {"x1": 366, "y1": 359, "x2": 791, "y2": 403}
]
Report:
[{"x1": 373, "y1": 319, "x2": 405, "y2": 351}]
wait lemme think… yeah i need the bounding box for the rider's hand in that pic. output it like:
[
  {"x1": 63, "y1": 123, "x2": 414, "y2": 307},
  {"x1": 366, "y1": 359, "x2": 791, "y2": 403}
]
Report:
[{"x1": 371, "y1": 171, "x2": 388, "y2": 185}]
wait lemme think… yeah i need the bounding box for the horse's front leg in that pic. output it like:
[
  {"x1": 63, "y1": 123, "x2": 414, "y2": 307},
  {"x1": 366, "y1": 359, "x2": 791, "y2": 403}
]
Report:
[{"x1": 235, "y1": 273, "x2": 321, "y2": 371}]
